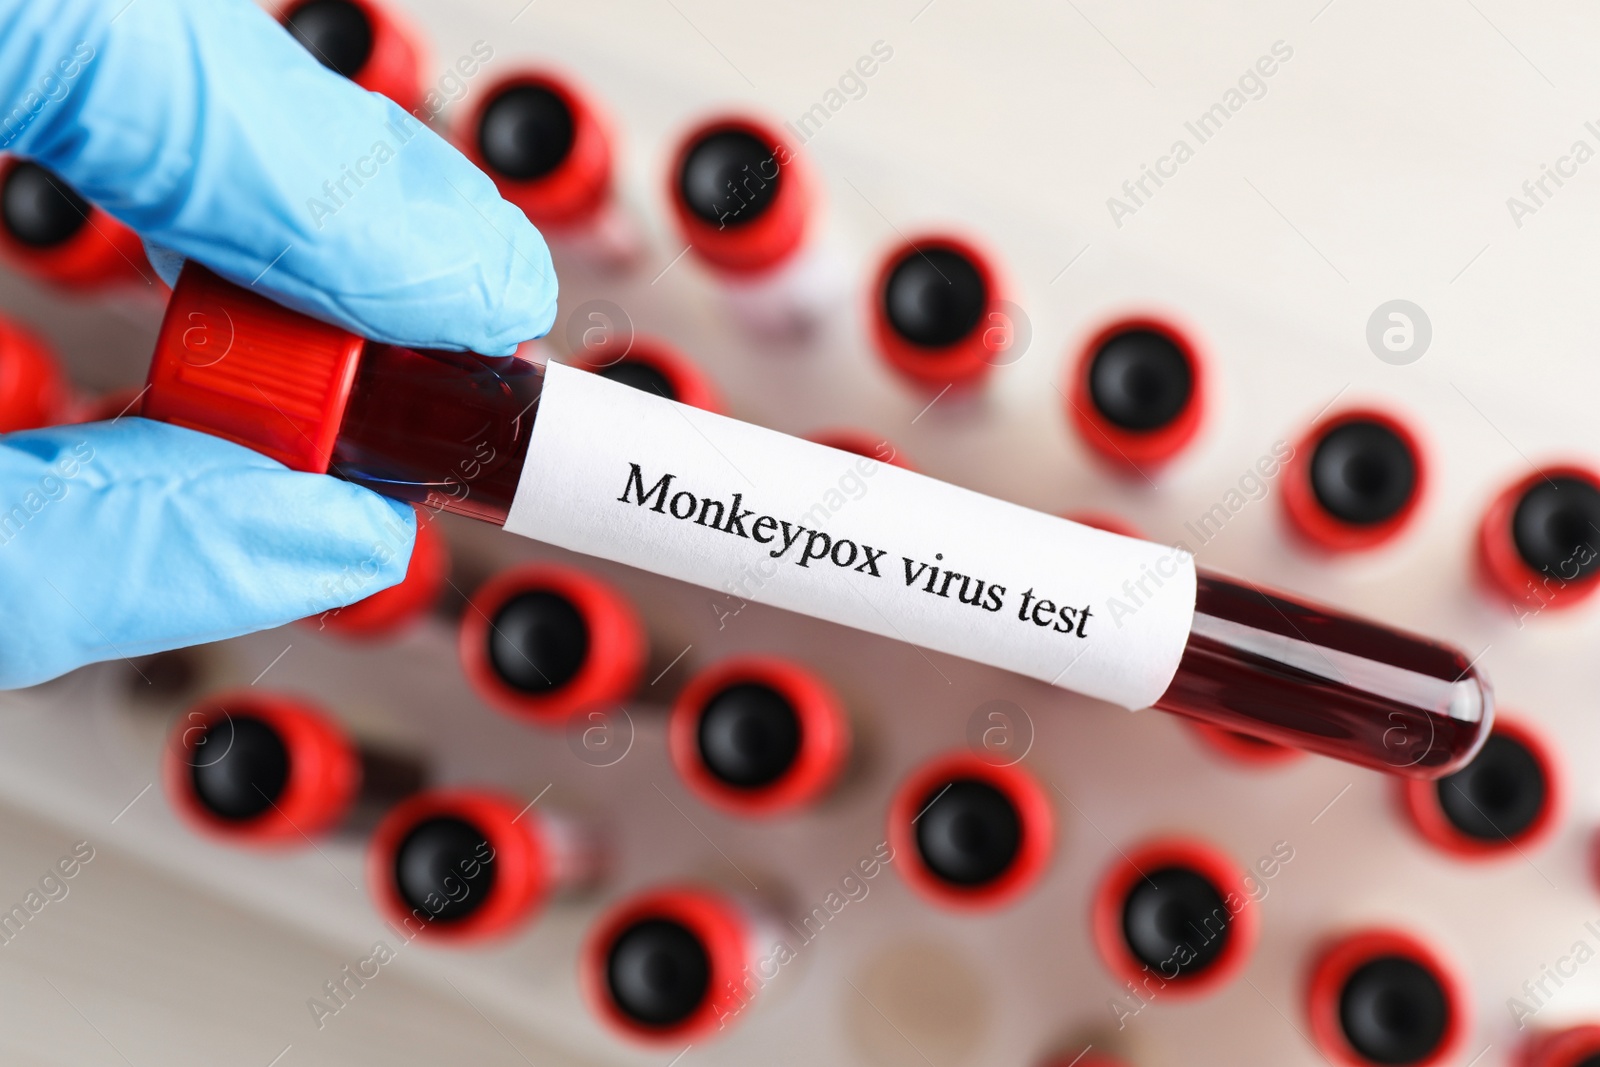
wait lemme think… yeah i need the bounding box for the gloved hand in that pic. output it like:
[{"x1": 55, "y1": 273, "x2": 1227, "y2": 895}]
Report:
[{"x1": 0, "y1": 0, "x2": 558, "y2": 688}]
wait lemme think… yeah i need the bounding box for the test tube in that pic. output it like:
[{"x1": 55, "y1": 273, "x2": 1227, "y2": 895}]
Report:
[
  {"x1": 1477, "y1": 464, "x2": 1600, "y2": 612},
  {"x1": 1153, "y1": 573, "x2": 1488, "y2": 776},
  {"x1": 65, "y1": 387, "x2": 144, "y2": 425},
  {"x1": 1398, "y1": 715, "x2": 1559, "y2": 858},
  {"x1": 459, "y1": 563, "x2": 647, "y2": 725},
  {"x1": 138, "y1": 264, "x2": 1494, "y2": 777},
  {"x1": 1089, "y1": 837, "x2": 1259, "y2": 998}
]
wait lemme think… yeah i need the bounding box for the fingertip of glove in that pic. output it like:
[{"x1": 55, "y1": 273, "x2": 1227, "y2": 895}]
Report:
[
  {"x1": 377, "y1": 494, "x2": 419, "y2": 532},
  {"x1": 334, "y1": 487, "x2": 418, "y2": 599},
  {"x1": 142, "y1": 241, "x2": 184, "y2": 289},
  {"x1": 463, "y1": 206, "x2": 559, "y2": 356},
  {"x1": 375, "y1": 496, "x2": 420, "y2": 569}
]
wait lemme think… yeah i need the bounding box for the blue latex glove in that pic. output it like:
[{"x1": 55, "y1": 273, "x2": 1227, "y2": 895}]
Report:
[
  {"x1": 0, "y1": 0, "x2": 558, "y2": 688},
  {"x1": 1, "y1": 420, "x2": 417, "y2": 687}
]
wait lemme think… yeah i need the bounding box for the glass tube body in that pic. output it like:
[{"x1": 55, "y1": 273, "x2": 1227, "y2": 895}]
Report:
[
  {"x1": 1156, "y1": 574, "x2": 1488, "y2": 775},
  {"x1": 331, "y1": 343, "x2": 543, "y2": 524}
]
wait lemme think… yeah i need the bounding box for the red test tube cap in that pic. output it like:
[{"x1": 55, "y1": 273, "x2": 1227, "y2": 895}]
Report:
[
  {"x1": 1305, "y1": 929, "x2": 1467, "y2": 1067},
  {"x1": 582, "y1": 886, "x2": 757, "y2": 1043},
  {"x1": 1282, "y1": 407, "x2": 1428, "y2": 552},
  {"x1": 0, "y1": 314, "x2": 68, "y2": 432},
  {"x1": 1523, "y1": 1025, "x2": 1600, "y2": 1067},
  {"x1": 668, "y1": 656, "x2": 850, "y2": 816},
  {"x1": 1399, "y1": 716, "x2": 1560, "y2": 859},
  {"x1": 163, "y1": 691, "x2": 360, "y2": 845},
  {"x1": 144, "y1": 264, "x2": 364, "y2": 473},
  {"x1": 0, "y1": 158, "x2": 149, "y2": 290},
  {"x1": 1477, "y1": 464, "x2": 1600, "y2": 612},
  {"x1": 279, "y1": 0, "x2": 426, "y2": 113},
  {"x1": 872, "y1": 235, "x2": 1010, "y2": 390},
  {"x1": 460, "y1": 71, "x2": 614, "y2": 231},
  {"x1": 460, "y1": 563, "x2": 647, "y2": 725},
  {"x1": 1068, "y1": 317, "x2": 1206, "y2": 474},
  {"x1": 669, "y1": 116, "x2": 811, "y2": 276},
  {"x1": 368, "y1": 788, "x2": 555, "y2": 943},
  {"x1": 887, "y1": 752, "x2": 1054, "y2": 910},
  {"x1": 1090, "y1": 837, "x2": 1259, "y2": 998}
]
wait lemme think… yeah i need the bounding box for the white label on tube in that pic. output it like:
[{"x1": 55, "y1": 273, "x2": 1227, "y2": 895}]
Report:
[{"x1": 506, "y1": 363, "x2": 1198, "y2": 710}]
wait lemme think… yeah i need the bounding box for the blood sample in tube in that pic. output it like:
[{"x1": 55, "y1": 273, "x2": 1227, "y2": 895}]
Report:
[
  {"x1": 65, "y1": 386, "x2": 144, "y2": 426},
  {"x1": 138, "y1": 264, "x2": 1495, "y2": 777}
]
